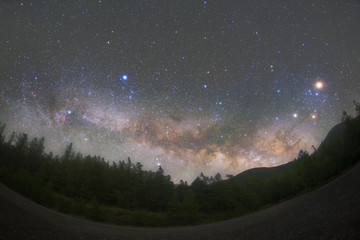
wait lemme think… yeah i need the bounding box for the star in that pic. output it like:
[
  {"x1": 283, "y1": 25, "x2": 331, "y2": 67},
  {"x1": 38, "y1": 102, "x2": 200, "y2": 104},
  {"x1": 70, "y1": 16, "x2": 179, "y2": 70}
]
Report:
[
  {"x1": 314, "y1": 78, "x2": 325, "y2": 90},
  {"x1": 121, "y1": 75, "x2": 128, "y2": 81}
]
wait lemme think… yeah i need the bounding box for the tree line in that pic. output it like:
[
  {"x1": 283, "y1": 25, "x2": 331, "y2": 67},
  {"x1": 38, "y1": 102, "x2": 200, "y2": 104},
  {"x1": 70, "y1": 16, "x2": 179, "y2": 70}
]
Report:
[{"x1": 0, "y1": 102, "x2": 359, "y2": 226}]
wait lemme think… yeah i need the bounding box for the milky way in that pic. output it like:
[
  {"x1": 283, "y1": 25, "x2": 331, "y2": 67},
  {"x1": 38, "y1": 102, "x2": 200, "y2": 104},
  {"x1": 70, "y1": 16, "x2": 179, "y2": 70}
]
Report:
[{"x1": 1, "y1": 0, "x2": 359, "y2": 182}]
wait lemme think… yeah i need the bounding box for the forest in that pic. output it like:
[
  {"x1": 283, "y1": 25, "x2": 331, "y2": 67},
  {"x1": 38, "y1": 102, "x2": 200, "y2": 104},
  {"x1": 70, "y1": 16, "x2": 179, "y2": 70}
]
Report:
[{"x1": 0, "y1": 103, "x2": 359, "y2": 226}]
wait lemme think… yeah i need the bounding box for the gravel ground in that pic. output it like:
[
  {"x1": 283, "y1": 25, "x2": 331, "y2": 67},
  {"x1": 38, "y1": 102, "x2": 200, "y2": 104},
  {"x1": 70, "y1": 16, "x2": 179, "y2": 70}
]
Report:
[{"x1": 1, "y1": 163, "x2": 360, "y2": 240}]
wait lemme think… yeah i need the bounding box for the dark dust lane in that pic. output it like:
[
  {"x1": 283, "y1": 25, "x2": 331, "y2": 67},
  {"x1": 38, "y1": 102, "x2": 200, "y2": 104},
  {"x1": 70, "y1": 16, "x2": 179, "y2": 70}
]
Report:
[{"x1": 1, "y1": 163, "x2": 360, "y2": 240}]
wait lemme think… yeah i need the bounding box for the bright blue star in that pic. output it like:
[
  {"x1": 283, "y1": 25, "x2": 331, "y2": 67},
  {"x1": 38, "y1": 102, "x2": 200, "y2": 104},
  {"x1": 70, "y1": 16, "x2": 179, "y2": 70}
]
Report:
[
  {"x1": 121, "y1": 74, "x2": 128, "y2": 81},
  {"x1": 203, "y1": 84, "x2": 208, "y2": 88}
]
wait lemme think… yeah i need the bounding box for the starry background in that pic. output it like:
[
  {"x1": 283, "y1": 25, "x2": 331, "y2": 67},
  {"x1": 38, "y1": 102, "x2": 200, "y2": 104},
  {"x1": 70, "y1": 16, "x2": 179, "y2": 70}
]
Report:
[{"x1": 1, "y1": 0, "x2": 359, "y2": 182}]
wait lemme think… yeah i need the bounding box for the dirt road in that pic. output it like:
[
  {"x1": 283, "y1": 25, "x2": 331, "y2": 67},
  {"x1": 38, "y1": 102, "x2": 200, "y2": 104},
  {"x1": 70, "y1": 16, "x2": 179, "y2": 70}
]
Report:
[{"x1": 1, "y1": 163, "x2": 360, "y2": 240}]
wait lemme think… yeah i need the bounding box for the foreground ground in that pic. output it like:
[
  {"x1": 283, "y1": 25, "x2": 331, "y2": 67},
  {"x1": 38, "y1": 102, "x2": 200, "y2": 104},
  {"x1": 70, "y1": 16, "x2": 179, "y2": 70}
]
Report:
[{"x1": 1, "y1": 163, "x2": 360, "y2": 240}]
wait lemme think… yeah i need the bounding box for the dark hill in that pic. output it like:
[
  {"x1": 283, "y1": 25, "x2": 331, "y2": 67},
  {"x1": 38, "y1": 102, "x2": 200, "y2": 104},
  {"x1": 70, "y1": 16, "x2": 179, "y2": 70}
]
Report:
[
  {"x1": 228, "y1": 116, "x2": 358, "y2": 185},
  {"x1": 229, "y1": 161, "x2": 295, "y2": 184},
  {"x1": 317, "y1": 120, "x2": 347, "y2": 154}
]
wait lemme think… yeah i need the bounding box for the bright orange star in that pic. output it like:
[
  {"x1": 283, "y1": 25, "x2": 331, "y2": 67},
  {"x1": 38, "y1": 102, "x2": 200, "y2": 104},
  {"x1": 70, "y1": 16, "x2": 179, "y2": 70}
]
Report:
[{"x1": 314, "y1": 78, "x2": 325, "y2": 90}]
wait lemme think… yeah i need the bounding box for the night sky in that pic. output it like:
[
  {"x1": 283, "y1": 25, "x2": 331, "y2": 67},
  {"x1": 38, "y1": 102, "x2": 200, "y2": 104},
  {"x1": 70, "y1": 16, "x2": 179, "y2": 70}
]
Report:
[{"x1": 1, "y1": 0, "x2": 359, "y2": 182}]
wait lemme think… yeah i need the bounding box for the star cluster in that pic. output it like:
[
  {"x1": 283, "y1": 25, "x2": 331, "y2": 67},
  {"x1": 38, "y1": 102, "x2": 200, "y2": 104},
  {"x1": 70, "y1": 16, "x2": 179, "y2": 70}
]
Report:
[{"x1": 1, "y1": 0, "x2": 359, "y2": 182}]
